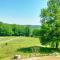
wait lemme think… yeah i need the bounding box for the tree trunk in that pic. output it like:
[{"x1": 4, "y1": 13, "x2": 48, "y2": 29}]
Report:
[{"x1": 56, "y1": 40, "x2": 59, "y2": 50}]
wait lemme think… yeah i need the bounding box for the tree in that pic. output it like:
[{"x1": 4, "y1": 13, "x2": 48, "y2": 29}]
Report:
[
  {"x1": 11, "y1": 24, "x2": 23, "y2": 36},
  {"x1": 40, "y1": 0, "x2": 60, "y2": 49},
  {"x1": 24, "y1": 25, "x2": 30, "y2": 36},
  {"x1": 32, "y1": 29, "x2": 40, "y2": 37},
  {"x1": 0, "y1": 23, "x2": 13, "y2": 36},
  {"x1": 3, "y1": 25, "x2": 13, "y2": 36}
]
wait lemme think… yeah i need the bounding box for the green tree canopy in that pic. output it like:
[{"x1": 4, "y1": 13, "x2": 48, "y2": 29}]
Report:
[{"x1": 40, "y1": 0, "x2": 60, "y2": 48}]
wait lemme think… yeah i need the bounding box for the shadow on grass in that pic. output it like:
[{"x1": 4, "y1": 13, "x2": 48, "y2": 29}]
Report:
[{"x1": 17, "y1": 46, "x2": 60, "y2": 54}]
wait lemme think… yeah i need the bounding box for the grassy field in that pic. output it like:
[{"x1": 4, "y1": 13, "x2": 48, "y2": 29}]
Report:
[
  {"x1": 0, "y1": 36, "x2": 40, "y2": 60},
  {"x1": 0, "y1": 36, "x2": 60, "y2": 60}
]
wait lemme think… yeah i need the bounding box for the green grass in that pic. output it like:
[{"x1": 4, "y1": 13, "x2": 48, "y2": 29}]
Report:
[
  {"x1": 0, "y1": 36, "x2": 40, "y2": 60},
  {"x1": 0, "y1": 36, "x2": 60, "y2": 60}
]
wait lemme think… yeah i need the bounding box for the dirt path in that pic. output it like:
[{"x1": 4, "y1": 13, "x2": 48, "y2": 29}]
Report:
[{"x1": 21, "y1": 56, "x2": 60, "y2": 60}]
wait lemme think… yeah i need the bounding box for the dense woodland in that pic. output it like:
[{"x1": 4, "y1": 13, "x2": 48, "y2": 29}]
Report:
[{"x1": 0, "y1": 22, "x2": 40, "y2": 36}]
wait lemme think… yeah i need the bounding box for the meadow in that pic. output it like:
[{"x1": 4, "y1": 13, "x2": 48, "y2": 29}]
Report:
[
  {"x1": 0, "y1": 36, "x2": 60, "y2": 60},
  {"x1": 0, "y1": 36, "x2": 40, "y2": 60}
]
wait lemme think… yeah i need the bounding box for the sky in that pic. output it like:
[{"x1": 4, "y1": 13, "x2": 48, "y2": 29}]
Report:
[{"x1": 0, "y1": 0, "x2": 47, "y2": 25}]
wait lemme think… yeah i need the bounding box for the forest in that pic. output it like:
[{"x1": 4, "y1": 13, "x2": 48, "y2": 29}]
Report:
[{"x1": 0, "y1": 22, "x2": 40, "y2": 36}]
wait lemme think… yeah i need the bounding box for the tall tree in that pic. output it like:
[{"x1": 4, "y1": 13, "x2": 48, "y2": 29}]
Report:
[{"x1": 40, "y1": 0, "x2": 60, "y2": 48}]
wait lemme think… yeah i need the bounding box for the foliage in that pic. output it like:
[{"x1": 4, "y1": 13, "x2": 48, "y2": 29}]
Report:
[
  {"x1": 0, "y1": 22, "x2": 31, "y2": 36},
  {"x1": 0, "y1": 22, "x2": 40, "y2": 37},
  {"x1": 40, "y1": 0, "x2": 60, "y2": 48},
  {"x1": 32, "y1": 28, "x2": 40, "y2": 37}
]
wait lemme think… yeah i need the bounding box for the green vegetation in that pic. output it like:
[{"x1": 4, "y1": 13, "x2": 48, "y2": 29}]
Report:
[
  {"x1": 0, "y1": 22, "x2": 40, "y2": 37},
  {"x1": 0, "y1": 36, "x2": 60, "y2": 60},
  {"x1": 40, "y1": 0, "x2": 60, "y2": 49},
  {"x1": 0, "y1": 22, "x2": 30, "y2": 36},
  {"x1": 0, "y1": 36, "x2": 40, "y2": 60}
]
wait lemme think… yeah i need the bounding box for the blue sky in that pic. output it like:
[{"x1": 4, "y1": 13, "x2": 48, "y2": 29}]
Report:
[{"x1": 0, "y1": 0, "x2": 47, "y2": 25}]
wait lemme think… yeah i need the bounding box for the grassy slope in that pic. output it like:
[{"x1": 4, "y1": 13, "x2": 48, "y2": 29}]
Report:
[{"x1": 0, "y1": 36, "x2": 40, "y2": 60}]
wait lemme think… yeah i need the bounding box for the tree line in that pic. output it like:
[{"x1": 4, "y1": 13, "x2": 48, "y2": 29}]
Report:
[{"x1": 0, "y1": 22, "x2": 40, "y2": 37}]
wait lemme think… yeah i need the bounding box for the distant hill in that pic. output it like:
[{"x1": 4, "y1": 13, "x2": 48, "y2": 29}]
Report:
[
  {"x1": 30, "y1": 25, "x2": 40, "y2": 29},
  {"x1": 21, "y1": 25, "x2": 40, "y2": 29}
]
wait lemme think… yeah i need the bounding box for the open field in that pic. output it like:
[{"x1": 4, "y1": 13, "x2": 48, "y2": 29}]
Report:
[
  {"x1": 0, "y1": 36, "x2": 60, "y2": 60},
  {"x1": 0, "y1": 36, "x2": 40, "y2": 60}
]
